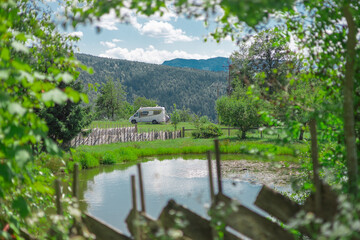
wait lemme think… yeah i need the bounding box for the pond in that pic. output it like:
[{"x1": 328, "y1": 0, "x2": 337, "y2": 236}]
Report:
[{"x1": 78, "y1": 156, "x2": 291, "y2": 235}]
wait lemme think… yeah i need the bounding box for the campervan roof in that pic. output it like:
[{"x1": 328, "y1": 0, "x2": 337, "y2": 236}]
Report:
[{"x1": 138, "y1": 106, "x2": 164, "y2": 111}]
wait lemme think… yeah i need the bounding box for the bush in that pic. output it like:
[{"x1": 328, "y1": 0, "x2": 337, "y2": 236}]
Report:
[
  {"x1": 100, "y1": 152, "x2": 117, "y2": 165},
  {"x1": 73, "y1": 151, "x2": 99, "y2": 169},
  {"x1": 192, "y1": 124, "x2": 223, "y2": 138}
]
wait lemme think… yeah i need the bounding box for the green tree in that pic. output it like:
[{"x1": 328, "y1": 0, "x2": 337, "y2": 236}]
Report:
[
  {"x1": 170, "y1": 104, "x2": 181, "y2": 130},
  {"x1": 285, "y1": 0, "x2": 360, "y2": 197},
  {"x1": 230, "y1": 29, "x2": 301, "y2": 93},
  {"x1": 38, "y1": 81, "x2": 92, "y2": 148},
  {"x1": 133, "y1": 96, "x2": 157, "y2": 111},
  {"x1": 216, "y1": 87, "x2": 262, "y2": 139},
  {"x1": 178, "y1": 106, "x2": 192, "y2": 122},
  {"x1": 95, "y1": 78, "x2": 127, "y2": 120}
]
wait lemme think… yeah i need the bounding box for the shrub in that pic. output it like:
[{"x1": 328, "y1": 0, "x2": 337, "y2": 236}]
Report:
[
  {"x1": 73, "y1": 151, "x2": 99, "y2": 169},
  {"x1": 192, "y1": 124, "x2": 223, "y2": 139},
  {"x1": 101, "y1": 152, "x2": 117, "y2": 165}
]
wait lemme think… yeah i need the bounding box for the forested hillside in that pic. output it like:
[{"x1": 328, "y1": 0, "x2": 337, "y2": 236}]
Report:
[
  {"x1": 162, "y1": 57, "x2": 229, "y2": 72},
  {"x1": 76, "y1": 54, "x2": 228, "y2": 120}
]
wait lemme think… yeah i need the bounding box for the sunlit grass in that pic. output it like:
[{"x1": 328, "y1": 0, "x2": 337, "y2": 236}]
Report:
[{"x1": 67, "y1": 136, "x2": 308, "y2": 170}]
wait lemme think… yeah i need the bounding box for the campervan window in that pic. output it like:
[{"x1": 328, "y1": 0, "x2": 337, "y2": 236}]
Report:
[
  {"x1": 153, "y1": 110, "x2": 161, "y2": 115},
  {"x1": 140, "y1": 111, "x2": 149, "y2": 117}
]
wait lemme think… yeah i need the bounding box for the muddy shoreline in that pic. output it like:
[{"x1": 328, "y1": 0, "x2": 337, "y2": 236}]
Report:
[{"x1": 221, "y1": 160, "x2": 300, "y2": 186}]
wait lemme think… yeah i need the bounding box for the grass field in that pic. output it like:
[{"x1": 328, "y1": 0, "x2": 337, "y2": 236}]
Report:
[
  {"x1": 41, "y1": 120, "x2": 311, "y2": 171},
  {"x1": 61, "y1": 135, "x2": 309, "y2": 171}
]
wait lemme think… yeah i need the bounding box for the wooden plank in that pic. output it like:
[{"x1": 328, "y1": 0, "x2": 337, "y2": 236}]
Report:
[
  {"x1": 159, "y1": 199, "x2": 241, "y2": 240},
  {"x1": 303, "y1": 182, "x2": 338, "y2": 222},
  {"x1": 83, "y1": 213, "x2": 131, "y2": 240},
  {"x1": 254, "y1": 185, "x2": 301, "y2": 223},
  {"x1": 125, "y1": 210, "x2": 159, "y2": 239},
  {"x1": 213, "y1": 194, "x2": 295, "y2": 240}
]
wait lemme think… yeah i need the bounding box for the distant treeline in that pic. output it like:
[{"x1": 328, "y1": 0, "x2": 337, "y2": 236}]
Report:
[{"x1": 76, "y1": 53, "x2": 228, "y2": 120}]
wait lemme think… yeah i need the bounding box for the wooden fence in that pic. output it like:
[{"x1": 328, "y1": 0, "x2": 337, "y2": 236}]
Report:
[
  {"x1": 70, "y1": 126, "x2": 182, "y2": 147},
  {"x1": 182, "y1": 126, "x2": 267, "y2": 138}
]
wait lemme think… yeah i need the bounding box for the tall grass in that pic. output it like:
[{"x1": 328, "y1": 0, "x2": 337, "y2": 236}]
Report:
[{"x1": 65, "y1": 137, "x2": 307, "y2": 170}]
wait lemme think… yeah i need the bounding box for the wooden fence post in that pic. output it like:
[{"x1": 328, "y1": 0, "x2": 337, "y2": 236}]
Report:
[
  {"x1": 182, "y1": 127, "x2": 185, "y2": 138},
  {"x1": 72, "y1": 163, "x2": 79, "y2": 199},
  {"x1": 228, "y1": 128, "x2": 230, "y2": 137},
  {"x1": 207, "y1": 151, "x2": 214, "y2": 200},
  {"x1": 137, "y1": 164, "x2": 146, "y2": 213},
  {"x1": 55, "y1": 179, "x2": 63, "y2": 215},
  {"x1": 214, "y1": 139, "x2": 222, "y2": 194},
  {"x1": 130, "y1": 175, "x2": 140, "y2": 240}
]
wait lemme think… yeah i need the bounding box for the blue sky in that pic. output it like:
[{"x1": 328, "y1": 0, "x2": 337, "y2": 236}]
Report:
[{"x1": 64, "y1": 7, "x2": 238, "y2": 64}]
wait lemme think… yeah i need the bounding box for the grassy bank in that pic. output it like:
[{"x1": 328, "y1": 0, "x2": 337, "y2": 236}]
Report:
[{"x1": 52, "y1": 136, "x2": 308, "y2": 171}]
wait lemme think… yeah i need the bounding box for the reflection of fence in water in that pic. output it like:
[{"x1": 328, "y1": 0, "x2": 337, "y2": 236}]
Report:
[{"x1": 70, "y1": 126, "x2": 182, "y2": 147}]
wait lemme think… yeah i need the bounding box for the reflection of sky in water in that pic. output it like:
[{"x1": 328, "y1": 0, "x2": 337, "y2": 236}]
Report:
[{"x1": 82, "y1": 158, "x2": 272, "y2": 235}]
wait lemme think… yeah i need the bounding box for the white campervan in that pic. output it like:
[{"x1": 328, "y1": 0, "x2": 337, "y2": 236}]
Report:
[{"x1": 129, "y1": 106, "x2": 170, "y2": 124}]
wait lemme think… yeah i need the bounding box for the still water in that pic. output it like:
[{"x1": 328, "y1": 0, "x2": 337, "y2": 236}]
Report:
[{"x1": 78, "y1": 157, "x2": 282, "y2": 235}]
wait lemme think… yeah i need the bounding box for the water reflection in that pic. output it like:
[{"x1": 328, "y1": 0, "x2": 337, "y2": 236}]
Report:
[{"x1": 79, "y1": 157, "x2": 279, "y2": 235}]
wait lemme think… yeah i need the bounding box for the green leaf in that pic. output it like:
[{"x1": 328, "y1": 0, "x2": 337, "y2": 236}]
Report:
[
  {"x1": 11, "y1": 41, "x2": 29, "y2": 54},
  {"x1": 33, "y1": 181, "x2": 53, "y2": 194},
  {"x1": 12, "y1": 196, "x2": 30, "y2": 218},
  {"x1": 80, "y1": 93, "x2": 89, "y2": 104},
  {"x1": 42, "y1": 88, "x2": 68, "y2": 104},
  {"x1": 65, "y1": 87, "x2": 80, "y2": 102},
  {"x1": 0, "y1": 70, "x2": 10, "y2": 80},
  {"x1": 0, "y1": 162, "x2": 14, "y2": 183},
  {"x1": 56, "y1": 72, "x2": 73, "y2": 84},
  {"x1": 0, "y1": 186, "x2": 4, "y2": 198},
  {"x1": 44, "y1": 138, "x2": 59, "y2": 155},
  {"x1": 8, "y1": 103, "x2": 26, "y2": 116},
  {"x1": 15, "y1": 149, "x2": 31, "y2": 168},
  {"x1": 1, "y1": 48, "x2": 10, "y2": 61}
]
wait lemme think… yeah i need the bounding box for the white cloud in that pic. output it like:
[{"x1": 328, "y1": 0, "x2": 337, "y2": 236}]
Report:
[
  {"x1": 112, "y1": 38, "x2": 123, "y2": 43},
  {"x1": 93, "y1": 7, "x2": 196, "y2": 43},
  {"x1": 95, "y1": 9, "x2": 120, "y2": 31},
  {"x1": 99, "y1": 45, "x2": 213, "y2": 64},
  {"x1": 100, "y1": 41, "x2": 116, "y2": 48},
  {"x1": 136, "y1": 20, "x2": 199, "y2": 43},
  {"x1": 67, "y1": 31, "x2": 83, "y2": 38}
]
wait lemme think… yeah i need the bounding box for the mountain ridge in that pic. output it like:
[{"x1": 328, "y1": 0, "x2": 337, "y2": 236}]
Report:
[
  {"x1": 162, "y1": 57, "x2": 230, "y2": 72},
  {"x1": 76, "y1": 53, "x2": 228, "y2": 120}
]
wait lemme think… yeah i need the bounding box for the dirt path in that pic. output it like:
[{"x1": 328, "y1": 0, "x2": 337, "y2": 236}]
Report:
[{"x1": 221, "y1": 160, "x2": 300, "y2": 186}]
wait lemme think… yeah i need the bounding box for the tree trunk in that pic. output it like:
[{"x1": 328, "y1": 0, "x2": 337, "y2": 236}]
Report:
[
  {"x1": 343, "y1": 5, "x2": 358, "y2": 197},
  {"x1": 241, "y1": 130, "x2": 246, "y2": 139},
  {"x1": 309, "y1": 118, "x2": 321, "y2": 214},
  {"x1": 299, "y1": 128, "x2": 305, "y2": 141}
]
